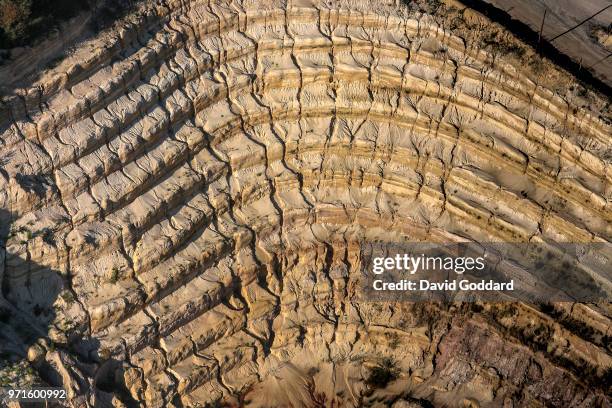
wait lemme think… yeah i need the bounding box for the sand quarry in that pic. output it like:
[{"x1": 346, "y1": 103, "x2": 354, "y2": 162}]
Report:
[{"x1": 0, "y1": 0, "x2": 611, "y2": 406}]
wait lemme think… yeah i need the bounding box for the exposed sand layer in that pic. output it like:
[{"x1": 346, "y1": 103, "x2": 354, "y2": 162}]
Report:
[{"x1": 0, "y1": 0, "x2": 610, "y2": 407}]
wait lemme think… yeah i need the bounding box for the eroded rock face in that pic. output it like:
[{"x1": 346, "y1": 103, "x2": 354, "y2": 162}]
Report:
[{"x1": 0, "y1": 0, "x2": 610, "y2": 407}]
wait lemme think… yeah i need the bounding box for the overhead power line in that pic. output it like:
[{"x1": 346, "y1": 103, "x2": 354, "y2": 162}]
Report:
[
  {"x1": 586, "y1": 52, "x2": 612, "y2": 70},
  {"x1": 548, "y1": 4, "x2": 612, "y2": 43}
]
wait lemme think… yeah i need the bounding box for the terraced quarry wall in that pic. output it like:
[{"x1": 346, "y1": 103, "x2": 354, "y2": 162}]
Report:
[{"x1": 0, "y1": 0, "x2": 610, "y2": 407}]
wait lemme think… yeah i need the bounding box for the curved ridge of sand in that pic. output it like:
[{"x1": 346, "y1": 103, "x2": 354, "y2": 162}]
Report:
[{"x1": 0, "y1": 1, "x2": 610, "y2": 407}]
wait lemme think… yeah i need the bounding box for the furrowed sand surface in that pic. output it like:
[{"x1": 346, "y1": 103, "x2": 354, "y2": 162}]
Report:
[{"x1": 0, "y1": 0, "x2": 610, "y2": 406}]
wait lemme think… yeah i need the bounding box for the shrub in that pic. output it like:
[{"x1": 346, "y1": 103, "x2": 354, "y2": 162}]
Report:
[
  {"x1": 0, "y1": 0, "x2": 31, "y2": 44},
  {"x1": 0, "y1": 0, "x2": 91, "y2": 48},
  {"x1": 108, "y1": 267, "x2": 120, "y2": 283},
  {"x1": 365, "y1": 357, "x2": 399, "y2": 389}
]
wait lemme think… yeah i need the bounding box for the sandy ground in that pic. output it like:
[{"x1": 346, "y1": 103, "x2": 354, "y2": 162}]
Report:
[{"x1": 0, "y1": 0, "x2": 610, "y2": 406}]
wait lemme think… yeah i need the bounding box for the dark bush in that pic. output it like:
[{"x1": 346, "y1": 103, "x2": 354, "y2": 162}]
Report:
[
  {"x1": 0, "y1": 0, "x2": 32, "y2": 45},
  {"x1": 365, "y1": 357, "x2": 399, "y2": 389},
  {"x1": 0, "y1": 0, "x2": 133, "y2": 49}
]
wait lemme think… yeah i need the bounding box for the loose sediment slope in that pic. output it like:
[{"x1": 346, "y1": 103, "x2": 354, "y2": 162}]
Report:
[{"x1": 0, "y1": 0, "x2": 610, "y2": 407}]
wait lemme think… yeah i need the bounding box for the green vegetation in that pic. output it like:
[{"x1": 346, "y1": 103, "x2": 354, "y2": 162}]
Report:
[
  {"x1": 402, "y1": 0, "x2": 442, "y2": 13},
  {"x1": 540, "y1": 303, "x2": 609, "y2": 351},
  {"x1": 365, "y1": 357, "x2": 399, "y2": 389},
  {"x1": 0, "y1": 0, "x2": 137, "y2": 49},
  {"x1": 0, "y1": 0, "x2": 88, "y2": 48},
  {"x1": 108, "y1": 267, "x2": 120, "y2": 284},
  {"x1": 482, "y1": 29, "x2": 527, "y2": 59},
  {"x1": 7, "y1": 224, "x2": 55, "y2": 245},
  {"x1": 0, "y1": 361, "x2": 37, "y2": 387},
  {"x1": 386, "y1": 332, "x2": 401, "y2": 349},
  {"x1": 0, "y1": 0, "x2": 31, "y2": 47},
  {"x1": 60, "y1": 291, "x2": 75, "y2": 305}
]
